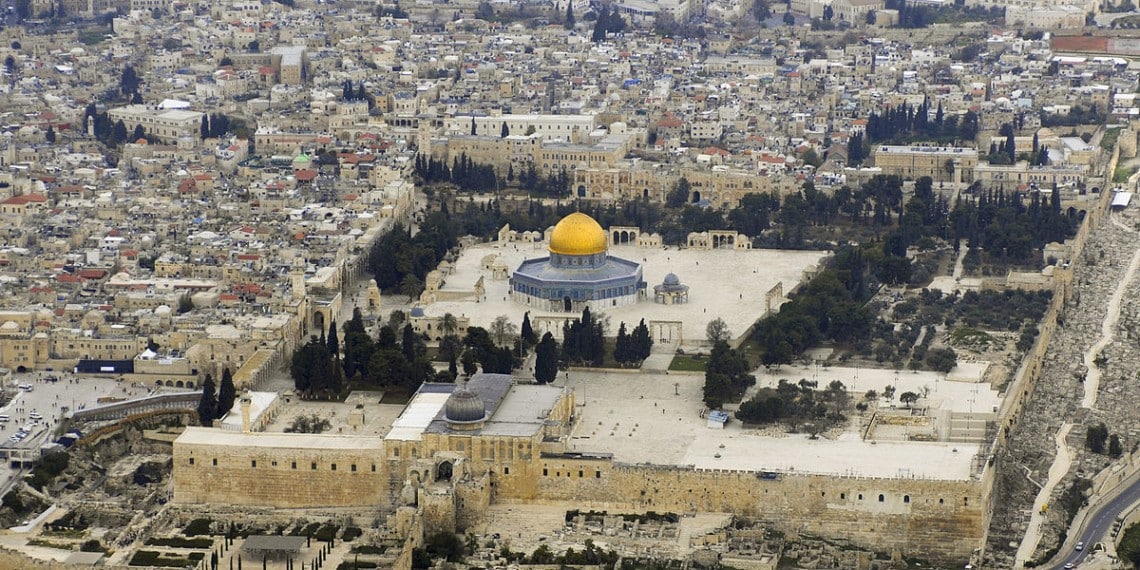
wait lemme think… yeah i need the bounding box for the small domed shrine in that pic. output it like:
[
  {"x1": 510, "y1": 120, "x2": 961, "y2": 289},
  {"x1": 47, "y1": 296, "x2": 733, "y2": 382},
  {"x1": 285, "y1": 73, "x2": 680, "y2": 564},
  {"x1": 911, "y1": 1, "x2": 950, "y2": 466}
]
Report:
[{"x1": 510, "y1": 212, "x2": 644, "y2": 312}]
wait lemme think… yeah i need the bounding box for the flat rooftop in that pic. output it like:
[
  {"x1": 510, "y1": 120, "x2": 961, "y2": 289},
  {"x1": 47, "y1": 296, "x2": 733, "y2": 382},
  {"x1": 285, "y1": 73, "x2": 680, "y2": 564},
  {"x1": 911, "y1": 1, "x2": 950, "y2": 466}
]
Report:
[
  {"x1": 176, "y1": 426, "x2": 383, "y2": 450},
  {"x1": 563, "y1": 368, "x2": 984, "y2": 480},
  {"x1": 423, "y1": 242, "x2": 827, "y2": 347}
]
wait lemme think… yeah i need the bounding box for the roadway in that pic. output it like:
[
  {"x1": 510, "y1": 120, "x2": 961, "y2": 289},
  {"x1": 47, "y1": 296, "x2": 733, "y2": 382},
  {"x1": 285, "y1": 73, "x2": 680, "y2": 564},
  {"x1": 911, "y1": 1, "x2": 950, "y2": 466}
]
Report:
[{"x1": 1047, "y1": 471, "x2": 1140, "y2": 569}]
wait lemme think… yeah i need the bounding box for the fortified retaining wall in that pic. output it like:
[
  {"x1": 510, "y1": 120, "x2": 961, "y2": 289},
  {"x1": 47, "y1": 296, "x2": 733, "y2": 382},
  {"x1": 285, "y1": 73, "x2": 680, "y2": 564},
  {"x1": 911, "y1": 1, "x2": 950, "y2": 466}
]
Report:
[{"x1": 519, "y1": 459, "x2": 985, "y2": 563}]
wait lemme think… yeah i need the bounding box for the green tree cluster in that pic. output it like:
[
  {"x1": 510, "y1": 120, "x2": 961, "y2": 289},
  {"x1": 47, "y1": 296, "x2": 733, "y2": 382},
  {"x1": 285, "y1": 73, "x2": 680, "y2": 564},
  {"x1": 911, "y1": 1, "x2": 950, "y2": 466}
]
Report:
[
  {"x1": 736, "y1": 379, "x2": 849, "y2": 436},
  {"x1": 752, "y1": 247, "x2": 874, "y2": 367},
  {"x1": 534, "y1": 332, "x2": 559, "y2": 383},
  {"x1": 613, "y1": 319, "x2": 652, "y2": 365},
  {"x1": 369, "y1": 214, "x2": 457, "y2": 292},
  {"x1": 414, "y1": 152, "x2": 502, "y2": 193},
  {"x1": 561, "y1": 307, "x2": 605, "y2": 367},
  {"x1": 290, "y1": 333, "x2": 344, "y2": 396},
  {"x1": 702, "y1": 341, "x2": 755, "y2": 409},
  {"x1": 865, "y1": 100, "x2": 978, "y2": 144}
]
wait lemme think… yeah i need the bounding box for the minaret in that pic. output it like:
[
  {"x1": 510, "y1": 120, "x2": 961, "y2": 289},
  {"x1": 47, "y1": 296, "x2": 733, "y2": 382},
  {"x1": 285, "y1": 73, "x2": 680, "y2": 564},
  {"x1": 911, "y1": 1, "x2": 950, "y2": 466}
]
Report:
[
  {"x1": 291, "y1": 257, "x2": 306, "y2": 301},
  {"x1": 240, "y1": 391, "x2": 252, "y2": 433}
]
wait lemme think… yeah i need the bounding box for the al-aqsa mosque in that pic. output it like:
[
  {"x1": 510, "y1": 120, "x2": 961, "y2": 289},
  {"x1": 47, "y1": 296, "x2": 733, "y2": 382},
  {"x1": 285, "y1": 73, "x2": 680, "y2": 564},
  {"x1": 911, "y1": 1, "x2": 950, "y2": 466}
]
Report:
[{"x1": 510, "y1": 212, "x2": 645, "y2": 312}]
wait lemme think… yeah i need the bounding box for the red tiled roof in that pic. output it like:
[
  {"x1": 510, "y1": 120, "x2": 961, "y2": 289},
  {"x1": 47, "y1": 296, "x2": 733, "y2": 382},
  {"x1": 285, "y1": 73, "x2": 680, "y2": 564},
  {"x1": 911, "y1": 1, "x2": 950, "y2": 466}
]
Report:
[{"x1": 2, "y1": 193, "x2": 47, "y2": 205}]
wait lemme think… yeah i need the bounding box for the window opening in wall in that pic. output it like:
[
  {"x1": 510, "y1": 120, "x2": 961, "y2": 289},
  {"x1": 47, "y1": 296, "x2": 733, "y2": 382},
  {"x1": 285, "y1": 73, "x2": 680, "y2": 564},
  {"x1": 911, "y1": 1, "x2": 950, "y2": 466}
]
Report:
[
  {"x1": 858, "y1": 494, "x2": 863, "y2": 500},
  {"x1": 939, "y1": 498, "x2": 944, "y2": 504},
  {"x1": 271, "y1": 461, "x2": 277, "y2": 467},
  {"x1": 331, "y1": 464, "x2": 337, "y2": 471},
  {"x1": 292, "y1": 461, "x2": 297, "y2": 469},
  {"x1": 543, "y1": 468, "x2": 549, "y2": 476},
  {"x1": 595, "y1": 471, "x2": 601, "y2": 478},
  {"x1": 371, "y1": 464, "x2": 376, "y2": 472},
  {"x1": 878, "y1": 494, "x2": 884, "y2": 502},
  {"x1": 252, "y1": 460, "x2": 257, "y2": 468},
  {"x1": 212, "y1": 458, "x2": 217, "y2": 466},
  {"x1": 579, "y1": 470, "x2": 583, "y2": 478},
  {"x1": 504, "y1": 467, "x2": 510, "y2": 475},
  {"x1": 311, "y1": 462, "x2": 317, "y2": 470},
  {"x1": 351, "y1": 464, "x2": 357, "y2": 472},
  {"x1": 840, "y1": 493, "x2": 846, "y2": 499},
  {"x1": 904, "y1": 495, "x2": 910, "y2": 504}
]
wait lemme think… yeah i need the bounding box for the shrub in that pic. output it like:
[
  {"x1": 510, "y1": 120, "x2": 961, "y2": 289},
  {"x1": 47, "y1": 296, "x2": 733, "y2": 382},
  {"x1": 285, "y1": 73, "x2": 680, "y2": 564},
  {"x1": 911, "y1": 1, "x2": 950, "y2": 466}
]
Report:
[
  {"x1": 182, "y1": 518, "x2": 213, "y2": 536},
  {"x1": 146, "y1": 536, "x2": 214, "y2": 548},
  {"x1": 315, "y1": 523, "x2": 339, "y2": 542},
  {"x1": 80, "y1": 539, "x2": 108, "y2": 553},
  {"x1": 342, "y1": 527, "x2": 363, "y2": 542}
]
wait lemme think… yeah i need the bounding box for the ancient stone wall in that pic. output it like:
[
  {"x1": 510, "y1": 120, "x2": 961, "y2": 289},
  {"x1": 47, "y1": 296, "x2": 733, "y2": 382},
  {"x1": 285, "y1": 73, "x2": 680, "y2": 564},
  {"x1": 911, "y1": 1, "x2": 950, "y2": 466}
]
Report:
[
  {"x1": 513, "y1": 458, "x2": 984, "y2": 563},
  {"x1": 172, "y1": 441, "x2": 387, "y2": 508}
]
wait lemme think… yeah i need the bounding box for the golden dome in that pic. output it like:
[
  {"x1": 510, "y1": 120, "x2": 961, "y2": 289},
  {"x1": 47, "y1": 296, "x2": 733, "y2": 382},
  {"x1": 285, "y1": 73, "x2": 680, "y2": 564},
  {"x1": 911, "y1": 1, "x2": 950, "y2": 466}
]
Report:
[{"x1": 548, "y1": 212, "x2": 608, "y2": 256}]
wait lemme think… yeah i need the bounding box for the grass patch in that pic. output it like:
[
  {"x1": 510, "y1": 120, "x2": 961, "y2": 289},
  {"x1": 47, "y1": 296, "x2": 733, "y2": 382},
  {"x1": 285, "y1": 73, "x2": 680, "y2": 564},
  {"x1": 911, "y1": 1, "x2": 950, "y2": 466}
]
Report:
[
  {"x1": 1114, "y1": 164, "x2": 1138, "y2": 183},
  {"x1": 669, "y1": 355, "x2": 707, "y2": 372},
  {"x1": 949, "y1": 327, "x2": 994, "y2": 345},
  {"x1": 28, "y1": 538, "x2": 75, "y2": 550},
  {"x1": 352, "y1": 544, "x2": 387, "y2": 554},
  {"x1": 1102, "y1": 126, "x2": 1122, "y2": 151},
  {"x1": 379, "y1": 389, "x2": 413, "y2": 405}
]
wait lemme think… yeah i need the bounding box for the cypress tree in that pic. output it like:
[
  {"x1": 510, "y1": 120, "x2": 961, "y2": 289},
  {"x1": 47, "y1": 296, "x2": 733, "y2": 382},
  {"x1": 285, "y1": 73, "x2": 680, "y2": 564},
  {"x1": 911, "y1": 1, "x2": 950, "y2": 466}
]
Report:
[
  {"x1": 327, "y1": 319, "x2": 339, "y2": 357},
  {"x1": 614, "y1": 322, "x2": 630, "y2": 364},
  {"x1": 521, "y1": 311, "x2": 536, "y2": 345},
  {"x1": 217, "y1": 367, "x2": 236, "y2": 418},
  {"x1": 534, "y1": 332, "x2": 559, "y2": 383},
  {"x1": 197, "y1": 374, "x2": 217, "y2": 426}
]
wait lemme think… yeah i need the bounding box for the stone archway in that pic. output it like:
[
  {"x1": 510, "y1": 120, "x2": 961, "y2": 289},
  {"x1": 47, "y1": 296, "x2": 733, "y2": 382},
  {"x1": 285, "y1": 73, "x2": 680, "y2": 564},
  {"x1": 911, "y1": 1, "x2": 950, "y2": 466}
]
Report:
[
  {"x1": 691, "y1": 191, "x2": 701, "y2": 203},
  {"x1": 437, "y1": 461, "x2": 453, "y2": 481}
]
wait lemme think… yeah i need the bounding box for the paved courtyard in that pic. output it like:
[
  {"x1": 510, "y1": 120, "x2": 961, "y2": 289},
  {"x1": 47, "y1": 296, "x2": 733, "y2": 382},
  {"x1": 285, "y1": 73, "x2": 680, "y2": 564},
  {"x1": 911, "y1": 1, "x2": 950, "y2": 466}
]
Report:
[
  {"x1": 561, "y1": 367, "x2": 983, "y2": 480},
  {"x1": 421, "y1": 242, "x2": 828, "y2": 347}
]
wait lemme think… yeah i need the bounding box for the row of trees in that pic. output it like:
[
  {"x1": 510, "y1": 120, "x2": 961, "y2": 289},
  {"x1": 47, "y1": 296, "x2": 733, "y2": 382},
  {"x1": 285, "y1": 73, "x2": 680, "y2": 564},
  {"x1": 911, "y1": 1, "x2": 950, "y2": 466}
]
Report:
[
  {"x1": 532, "y1": 312, "x2": 652, "y2": 382},
  {"x1": 862, "y1": 101, "x2": 979, "y2": 145},
  {"x1": 196, "y1": 368, "x2": 237, "y2": 426},
  {"x1": 414, "y1": 153, "x2": 571, "y2": 197},
  {"x1": 414, "y1": 153, "x2": 501, "y2": 193},
  {"x1": 290, "y1": 308, "x2": 532, "y2": 398},
  {"x1": 199, "y1": 113, "x2": 233, "y2": 140}
]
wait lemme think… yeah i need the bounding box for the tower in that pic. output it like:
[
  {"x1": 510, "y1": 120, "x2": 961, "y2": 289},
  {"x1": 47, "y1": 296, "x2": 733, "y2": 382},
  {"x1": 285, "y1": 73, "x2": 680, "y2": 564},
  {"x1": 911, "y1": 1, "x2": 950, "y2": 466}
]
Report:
[{"x1": 291, "y1": 257, "x2": 306, "y2": 302}]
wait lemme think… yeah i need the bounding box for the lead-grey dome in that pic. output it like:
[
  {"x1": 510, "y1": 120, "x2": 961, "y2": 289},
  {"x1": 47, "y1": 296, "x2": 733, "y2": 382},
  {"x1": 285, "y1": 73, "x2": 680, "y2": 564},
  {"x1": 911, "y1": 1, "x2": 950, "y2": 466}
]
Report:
[
  {"x1": 445, "y1": 383, "x2": 486, "y2": 424},
  {"x1": 663, "y1": 273, "x2": 680, "y2": 286}
]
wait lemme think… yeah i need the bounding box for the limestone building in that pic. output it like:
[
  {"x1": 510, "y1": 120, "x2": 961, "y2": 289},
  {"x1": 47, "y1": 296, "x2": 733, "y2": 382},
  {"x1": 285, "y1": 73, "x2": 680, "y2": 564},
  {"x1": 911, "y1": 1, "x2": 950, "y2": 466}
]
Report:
[
  {"x1": 173, "y1": 372, "x2": 988, "y2": 562},
  {"x1": 872, "y1": 145, "x2": 978, "y2": 184}
]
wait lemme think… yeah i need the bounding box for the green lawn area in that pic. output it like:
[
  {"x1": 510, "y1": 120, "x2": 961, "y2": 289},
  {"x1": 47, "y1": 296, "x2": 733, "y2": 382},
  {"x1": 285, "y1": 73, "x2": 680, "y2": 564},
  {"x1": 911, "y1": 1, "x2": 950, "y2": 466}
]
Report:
[
  {"x1": 380, "y1": 389, "x2": 414, "y2": 405},
  {"x1": 1114, "y1": 164, "x2": 1138, "y2": 183},
  {"x1": 1101, "y1": 126, "x2": 1122, "y2": 151},
  {"x1": 668, "y1": 354, "x2": 707, "y2": 372}
]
